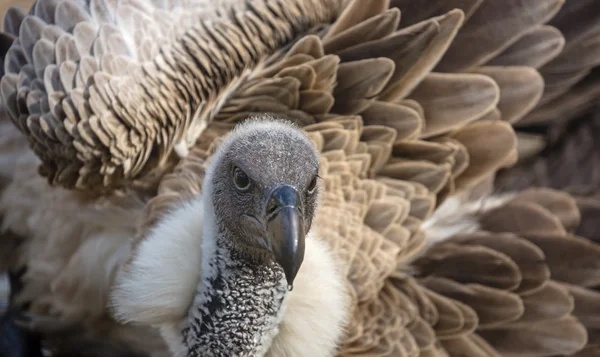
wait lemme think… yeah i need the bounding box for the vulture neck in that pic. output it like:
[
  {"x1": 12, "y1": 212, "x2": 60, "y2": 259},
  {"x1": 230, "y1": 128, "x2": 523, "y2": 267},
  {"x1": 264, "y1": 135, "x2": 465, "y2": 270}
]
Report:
[{"x1": 183, "y1": 196, "x2": 289, "y2": 357}]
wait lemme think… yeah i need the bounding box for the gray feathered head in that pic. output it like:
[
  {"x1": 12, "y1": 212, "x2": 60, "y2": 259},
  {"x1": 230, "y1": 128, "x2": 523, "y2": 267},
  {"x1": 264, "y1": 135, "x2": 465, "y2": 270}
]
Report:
[{"x1": 204, "y1": 117, "x2": 321, "y2": 285}]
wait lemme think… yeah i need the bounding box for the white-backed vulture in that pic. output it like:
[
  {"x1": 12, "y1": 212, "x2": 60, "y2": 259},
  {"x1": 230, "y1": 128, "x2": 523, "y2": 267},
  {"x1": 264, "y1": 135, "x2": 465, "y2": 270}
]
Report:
[{"x1": 1, "y1": 0, "x2": 600, "y2": 356}]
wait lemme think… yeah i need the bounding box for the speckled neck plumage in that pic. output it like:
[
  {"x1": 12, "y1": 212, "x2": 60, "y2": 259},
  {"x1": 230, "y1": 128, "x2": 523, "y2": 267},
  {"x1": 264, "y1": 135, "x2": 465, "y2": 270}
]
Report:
[{"x1": 183, "y1": 238, "x2": 289, "y2": 357}]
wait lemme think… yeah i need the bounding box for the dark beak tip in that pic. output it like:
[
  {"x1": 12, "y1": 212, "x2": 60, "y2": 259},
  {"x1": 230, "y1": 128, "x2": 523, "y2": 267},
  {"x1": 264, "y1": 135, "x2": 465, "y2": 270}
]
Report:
[
  {"x1": 284, "y1": 272, "x2": 296, "y2": 289},
  {"x1": 282, "y1": 255, "x2": 304, "y2": 287},
  {"x1": 265, "y1": 185, "x2": 306, "y2": 289}
]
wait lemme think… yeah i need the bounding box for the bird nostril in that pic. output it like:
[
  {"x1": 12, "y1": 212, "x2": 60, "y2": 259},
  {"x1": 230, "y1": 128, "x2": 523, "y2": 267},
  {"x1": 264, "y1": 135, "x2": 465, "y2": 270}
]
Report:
[{"x1": 267, "y1": 185, "x2": 301, "y2": 218}]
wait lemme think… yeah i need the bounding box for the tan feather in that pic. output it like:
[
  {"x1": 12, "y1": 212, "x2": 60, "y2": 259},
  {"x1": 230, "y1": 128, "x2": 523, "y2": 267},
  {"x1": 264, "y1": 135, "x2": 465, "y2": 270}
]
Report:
[{"x1": 1, "y1": 0, "x2": 600, "y2": 356}]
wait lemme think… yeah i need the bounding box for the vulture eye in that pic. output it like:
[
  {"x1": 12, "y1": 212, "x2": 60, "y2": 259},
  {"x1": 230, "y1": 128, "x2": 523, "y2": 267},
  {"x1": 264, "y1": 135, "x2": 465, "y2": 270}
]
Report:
[
  {"x1": 307, "y1": 175, "x2": 318, "y2": 194},
  {"x1": 233, "y1": 167, "x2": 251, "y2": 191}
]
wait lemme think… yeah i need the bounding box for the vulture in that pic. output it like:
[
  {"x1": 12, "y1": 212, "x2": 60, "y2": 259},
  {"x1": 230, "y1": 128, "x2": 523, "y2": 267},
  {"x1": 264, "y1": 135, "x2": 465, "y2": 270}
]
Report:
[{"x1": 0, "y1": 0, "x2": 600, "y2": 356}]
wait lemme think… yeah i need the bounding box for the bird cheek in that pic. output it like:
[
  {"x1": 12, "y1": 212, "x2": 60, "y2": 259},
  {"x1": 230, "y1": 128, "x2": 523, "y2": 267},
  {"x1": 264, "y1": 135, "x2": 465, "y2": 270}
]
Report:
[
  {"x1": 304, "y1": 218, "x2": 313, "y2": 236},
  {"x1": 240, "y1": 214, "x2": 269, "y2": 250},
  {"x1": 302, "y1": 203, "x2": 315, "y2": 233}
]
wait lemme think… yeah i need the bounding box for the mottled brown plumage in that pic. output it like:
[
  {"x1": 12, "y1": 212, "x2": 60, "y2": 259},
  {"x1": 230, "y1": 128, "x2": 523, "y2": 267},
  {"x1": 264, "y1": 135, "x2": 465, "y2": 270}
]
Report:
[{"x1": 1, "y1": 0, "x2": 600, "y2": 356}]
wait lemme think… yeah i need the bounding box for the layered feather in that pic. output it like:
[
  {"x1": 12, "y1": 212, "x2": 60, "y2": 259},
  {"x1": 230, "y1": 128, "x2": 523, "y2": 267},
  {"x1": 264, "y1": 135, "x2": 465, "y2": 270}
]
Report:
[{"x1": 2, "y1": 0, "x2": 600, "y2": 357}]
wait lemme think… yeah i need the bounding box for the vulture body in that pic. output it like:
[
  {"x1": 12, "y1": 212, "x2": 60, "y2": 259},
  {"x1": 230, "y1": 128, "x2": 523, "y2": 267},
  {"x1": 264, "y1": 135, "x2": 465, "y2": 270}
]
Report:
[{"x1": 0, "y1": 0, "x2": 600, "y2": 357}]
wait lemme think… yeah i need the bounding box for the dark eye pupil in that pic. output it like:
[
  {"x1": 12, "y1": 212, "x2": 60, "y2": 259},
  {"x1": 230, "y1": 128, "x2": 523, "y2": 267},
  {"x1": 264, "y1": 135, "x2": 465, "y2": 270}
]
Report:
[{"x1": 234, "y1": 168, "x2": 250, "y2": 189}]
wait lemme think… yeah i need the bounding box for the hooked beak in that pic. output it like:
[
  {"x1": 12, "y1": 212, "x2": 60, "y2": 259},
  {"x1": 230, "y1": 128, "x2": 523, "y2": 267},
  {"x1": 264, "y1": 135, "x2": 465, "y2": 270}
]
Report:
[{"x1": 265, "y1": 185, "x2": 305, "y2": 288}]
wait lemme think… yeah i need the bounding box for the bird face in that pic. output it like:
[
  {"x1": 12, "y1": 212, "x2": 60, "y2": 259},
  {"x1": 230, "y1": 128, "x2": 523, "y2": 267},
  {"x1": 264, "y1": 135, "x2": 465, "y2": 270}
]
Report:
[{"x1": 208, "y1": 119, "x2": 320, "y2": 287}]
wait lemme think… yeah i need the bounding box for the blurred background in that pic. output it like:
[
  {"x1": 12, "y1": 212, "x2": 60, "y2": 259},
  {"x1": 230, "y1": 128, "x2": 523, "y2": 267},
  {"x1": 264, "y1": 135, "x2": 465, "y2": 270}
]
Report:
[{"x1": 0, "y1": 0, "x2": 32, "y2": 21}]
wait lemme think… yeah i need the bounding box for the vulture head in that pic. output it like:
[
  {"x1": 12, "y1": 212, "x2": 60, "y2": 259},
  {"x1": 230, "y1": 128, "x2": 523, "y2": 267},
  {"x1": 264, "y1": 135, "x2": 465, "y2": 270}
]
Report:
[
  {"x1": 110, "y1": 118, "x2": 348, "y2": 357},
  {"x1": 205, "y1": 118, "x2": 321, "y2": 286}
]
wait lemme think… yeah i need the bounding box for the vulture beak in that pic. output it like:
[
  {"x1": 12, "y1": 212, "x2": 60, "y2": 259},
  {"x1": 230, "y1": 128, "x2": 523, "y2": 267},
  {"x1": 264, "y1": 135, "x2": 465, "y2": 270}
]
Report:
[{"x1": 266, "y1": 185, "x2": 306, "y2": 288}]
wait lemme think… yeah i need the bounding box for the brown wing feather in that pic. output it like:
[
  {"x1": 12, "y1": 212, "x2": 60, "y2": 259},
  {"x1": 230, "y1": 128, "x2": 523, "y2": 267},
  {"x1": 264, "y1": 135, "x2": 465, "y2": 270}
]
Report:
[{"x1": 3, "y1": 0, "x2": 600, "y2": 356}]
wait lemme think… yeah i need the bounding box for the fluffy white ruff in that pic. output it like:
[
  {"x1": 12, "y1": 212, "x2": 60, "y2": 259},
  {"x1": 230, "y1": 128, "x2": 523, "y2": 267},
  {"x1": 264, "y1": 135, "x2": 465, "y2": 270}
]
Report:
[
  {"x1": 109, "y1": 196, "x2": 206, "y2": 325},
  {"x1": 109, "y1": 195, "x2": 351, "y2": 357},
  {"x1": 266, "y1": 234, "x2": 350, "y2": 357}
]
